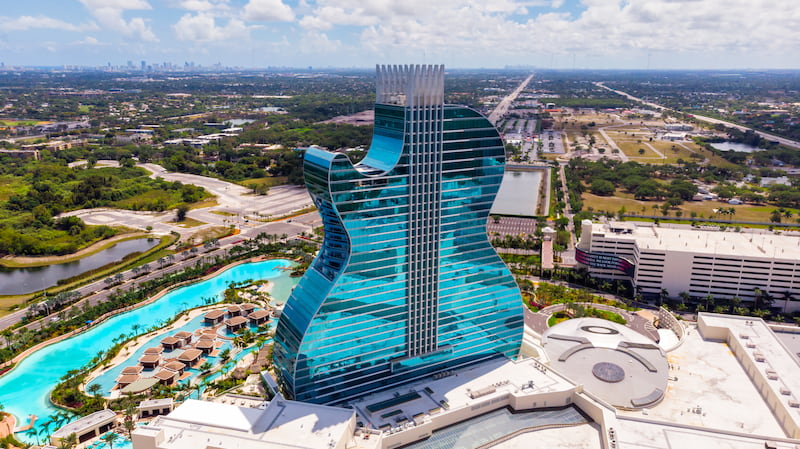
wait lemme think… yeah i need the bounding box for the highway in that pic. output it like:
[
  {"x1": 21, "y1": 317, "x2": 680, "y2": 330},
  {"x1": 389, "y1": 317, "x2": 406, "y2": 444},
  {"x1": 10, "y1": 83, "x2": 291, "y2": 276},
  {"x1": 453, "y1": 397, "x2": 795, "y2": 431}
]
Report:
[
  {"x1": 488, "y1": 74, "x2": 534, "y2": 125},
  {"x1": 595, "y1": 82, "x2": 800, "y2": 150}
]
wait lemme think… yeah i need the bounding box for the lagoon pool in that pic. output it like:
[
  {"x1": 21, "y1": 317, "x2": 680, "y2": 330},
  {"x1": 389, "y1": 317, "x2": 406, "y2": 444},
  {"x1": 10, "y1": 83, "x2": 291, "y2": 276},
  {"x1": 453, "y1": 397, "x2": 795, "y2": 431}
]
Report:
[
  {"x1": 0, "y1": 259, "x2": 298, "y2": 443},
  {"x1": 92, "y1": 312, "x2": 272, "y2": 396}
]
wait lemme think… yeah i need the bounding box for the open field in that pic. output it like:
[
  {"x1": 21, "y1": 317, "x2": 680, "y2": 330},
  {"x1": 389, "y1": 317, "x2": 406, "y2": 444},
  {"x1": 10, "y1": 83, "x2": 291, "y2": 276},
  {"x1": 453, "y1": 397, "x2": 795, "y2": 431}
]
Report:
[
  {"x1": 187, "y1": 226, "x2": 233, "y2": 244},
  {"x1": 169, "y1": 217, "x2": 206, "y2": 228},
  {"x1": 0, "y1": 119, "x2": 49, "y2": 127},
  {"x1": 0, "y1": 175, "x2": 27, "y2": 202},
  {"x1": 238, "y1": 176, "x2": 289, "y2": 190},
  {"x1": 583, "y1": 191, "x2": 800, "y2": 223}
]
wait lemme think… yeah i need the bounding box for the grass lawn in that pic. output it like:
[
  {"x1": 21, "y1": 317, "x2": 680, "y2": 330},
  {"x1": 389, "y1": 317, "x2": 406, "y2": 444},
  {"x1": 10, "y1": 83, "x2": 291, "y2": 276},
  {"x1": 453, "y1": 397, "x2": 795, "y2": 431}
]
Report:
[
  {"x1": 0, "y1": 119, "x2": 46, "y2": 126},
  {"x1": 0, "y1": 175, "x2": 28, "y2": 202},
  {"x1": 238, "y1": 176, "x2": 289, "y2": 189},
  {"x1": 583, "y1": 191, "x2": 800, "y2": 224},
  {"x1": 78, "y1": 105, "x2": 92, "y2": 113},
  {"x1": 187, "y1": 226, "x2": 233, "y2": 243},
  {"x1": 170, "y1": 217, "x2": 206, "y2": 228},
  {"x1": 189, "y1": 197, "x2": 218, "y2": 210}
]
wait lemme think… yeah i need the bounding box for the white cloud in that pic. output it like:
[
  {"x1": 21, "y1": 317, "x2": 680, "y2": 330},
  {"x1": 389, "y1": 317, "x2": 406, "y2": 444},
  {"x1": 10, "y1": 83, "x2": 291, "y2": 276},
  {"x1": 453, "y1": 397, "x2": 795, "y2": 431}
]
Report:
[
  {"x1": 173, "y1": 13, "x2": 250, "y2": 42},
  {"x1": 174, "y1": 0, "x2": 231, "y2": 13},
  {"x1": 297, "y1": 30, "x2": 341, "y2": 53},
  {"x1": 78, "y1": 0, "x2": 158, "y2": 42},
  {"x1": 0, "y1": 15, "x2": 99, "y2": 32},
  {"x1": 242, "y1": 0, "x2": 295, "y2": 22},
  {"x1": 326, "y1": 0, "x2": 800, "y2": 66},
  {"x1": 73, "y1": 36, "x2": 108, "y2": 46}
]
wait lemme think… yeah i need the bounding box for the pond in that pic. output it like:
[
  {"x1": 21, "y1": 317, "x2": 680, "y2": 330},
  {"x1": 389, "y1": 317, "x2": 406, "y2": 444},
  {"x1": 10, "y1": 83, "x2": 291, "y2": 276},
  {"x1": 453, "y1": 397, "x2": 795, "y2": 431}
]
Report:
[
  {"x1": 0, "y1": 259, "x2": 298, "y2": 443},
  {"x1": 0, "y1": 238, "x2": 160, "y2": 296},
  {"x1": 708, "y1": 141, "x2": 763, "y2": 153},
  {"x1": 491, "y1": 169, "x2": 545, "y2": 217}
]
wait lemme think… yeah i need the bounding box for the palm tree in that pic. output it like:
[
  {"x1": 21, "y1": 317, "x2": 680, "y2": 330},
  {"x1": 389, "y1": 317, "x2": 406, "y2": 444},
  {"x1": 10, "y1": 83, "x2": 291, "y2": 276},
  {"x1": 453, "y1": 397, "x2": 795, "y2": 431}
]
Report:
[
  {"x1": 58, "y1": 432, "x2": 77, "y2": 449},
  {"x1": 754, "y1": 288, "x2": 774, "y2": 311},
  {"x1": 38, "y1": 421, "x2": 52, "y2": 444},
  {"x1": 703, "y1": 294, "x2": 715, "y2": 311},
  {"x1": 101, "y1": 432, "x2": 119, "y2": 449},
  {"x1": 1, "y1": 329, "x2": 13, "y2": 349},
  {"x1": 87, "y1": 383, "x2": 102, "y2": 398},
  {"x1": 123, "y1": 419, "x2": 136, "y2": 439}
]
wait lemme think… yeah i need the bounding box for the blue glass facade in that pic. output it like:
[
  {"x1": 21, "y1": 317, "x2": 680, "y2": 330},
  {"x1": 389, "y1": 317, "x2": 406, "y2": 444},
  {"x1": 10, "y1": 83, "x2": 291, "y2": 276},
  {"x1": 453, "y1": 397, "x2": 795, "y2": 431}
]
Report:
[{"x1": 273, "y1": 65, "x2": 523, "y2": 405}]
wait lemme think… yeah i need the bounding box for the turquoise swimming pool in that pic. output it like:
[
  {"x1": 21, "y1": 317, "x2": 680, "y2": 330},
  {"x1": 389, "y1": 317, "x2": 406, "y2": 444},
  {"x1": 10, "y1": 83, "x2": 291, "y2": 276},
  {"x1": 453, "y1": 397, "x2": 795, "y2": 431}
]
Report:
[{"x1": 0, "y1": 259, "x2": 298, "y2": 443}]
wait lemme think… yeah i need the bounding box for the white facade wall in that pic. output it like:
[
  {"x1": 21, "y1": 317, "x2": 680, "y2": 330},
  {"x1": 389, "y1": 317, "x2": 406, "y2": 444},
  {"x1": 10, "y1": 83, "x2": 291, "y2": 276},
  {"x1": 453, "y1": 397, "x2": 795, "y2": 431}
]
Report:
[{"x1": 578, "y1": 223, "x2": 800, "y2": 311}]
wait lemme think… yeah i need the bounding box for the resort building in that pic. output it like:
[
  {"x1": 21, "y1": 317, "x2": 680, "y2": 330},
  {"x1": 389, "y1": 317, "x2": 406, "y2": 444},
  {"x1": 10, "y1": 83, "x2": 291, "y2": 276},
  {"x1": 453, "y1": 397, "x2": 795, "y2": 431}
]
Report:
[
  {"x1": 248, "y1": 309, "x2": 270, "y2": 325},
  {"x1": 138, "y1": 354, "x2": 160, "y2": 370},
  {"x1": 160, "y1": 336, "x2": 182, "y2": 351},
  {"x1": 194, "y1": 339, "x2": 215, "y2": 354},
  {"x1": 50, "y1": 410, "x2": 116, "y2": 446},
  {"x1": 273, "y1": 64, "x2": 524, "y2": 405},
  {"x1": 224, "y1": 316, "x2": 248, "y2": 332},
  {"x1": 137, "y1": 398, "x2": 174, "y2": 420},
  {"x1": 177, "y1": 349, "x2": 202, "y2": 367},
  {"x1": 576, "y1": 220, "x2": 800, "y2": 310},
  {"x1": 203, "y1": 309, "x2": 225, "y2": 324}
]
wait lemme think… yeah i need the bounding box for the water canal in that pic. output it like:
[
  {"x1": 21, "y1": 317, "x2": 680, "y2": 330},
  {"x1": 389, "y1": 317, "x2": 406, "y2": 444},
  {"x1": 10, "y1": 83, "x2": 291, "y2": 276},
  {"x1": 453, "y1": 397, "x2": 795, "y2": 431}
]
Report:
[
  {"x1": 0, "y1": 238, "x2": 160, "y2": 296},
  {"x1": 0, "y1": 259, "x2": 299, "y2": 443}
]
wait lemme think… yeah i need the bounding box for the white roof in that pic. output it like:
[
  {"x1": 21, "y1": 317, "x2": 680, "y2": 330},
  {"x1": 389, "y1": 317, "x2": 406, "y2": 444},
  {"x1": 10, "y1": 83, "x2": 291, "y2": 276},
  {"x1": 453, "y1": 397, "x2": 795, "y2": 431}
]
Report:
[
  {"x1": 590, "y1": 222, "x2": 800, "y2": 260},
  {"x1": 52, "y1": 410, "x2": 116, "y2": 438},
  {"x1": 135, "y1": 398, "x2": 355, "y2": 449}
]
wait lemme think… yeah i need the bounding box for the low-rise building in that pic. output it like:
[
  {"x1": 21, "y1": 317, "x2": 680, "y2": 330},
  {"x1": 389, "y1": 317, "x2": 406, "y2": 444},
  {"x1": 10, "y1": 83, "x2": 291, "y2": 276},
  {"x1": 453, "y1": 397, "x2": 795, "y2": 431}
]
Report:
[
  {"x1": 51, "y1": 410, "x2": 116, "y2": 446},
  {"x1": 576, "y1": 220, "x2": 800, "y2": 309},
  {"x1": 132, "y1": 398, "x2": 356, "y2": 449}
]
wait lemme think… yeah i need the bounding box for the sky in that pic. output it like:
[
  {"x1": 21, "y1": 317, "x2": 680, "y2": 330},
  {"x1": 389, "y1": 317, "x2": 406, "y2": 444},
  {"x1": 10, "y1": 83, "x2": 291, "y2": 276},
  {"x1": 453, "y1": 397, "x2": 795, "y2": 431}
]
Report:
[{"x1": 1, "y1": 0, "x2": 799, "y2": 70}]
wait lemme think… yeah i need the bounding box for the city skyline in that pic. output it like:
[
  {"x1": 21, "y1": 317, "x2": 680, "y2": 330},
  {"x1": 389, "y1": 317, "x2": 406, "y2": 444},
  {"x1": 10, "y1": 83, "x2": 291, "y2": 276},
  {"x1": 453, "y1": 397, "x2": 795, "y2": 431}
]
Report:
[{"x1": 1, "y1": 0, "x2": 799, "y2": 70}]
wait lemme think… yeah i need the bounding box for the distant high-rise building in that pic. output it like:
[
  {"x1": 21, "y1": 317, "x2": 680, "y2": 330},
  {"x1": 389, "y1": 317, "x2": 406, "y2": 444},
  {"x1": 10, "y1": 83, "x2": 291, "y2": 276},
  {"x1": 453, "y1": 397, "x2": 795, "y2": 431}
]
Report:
[
  {"x1": 273, "y1": 64, "x2": 524, "y2": 405},
  {"x1": 141, "y1": 60, "x2": 146, "y2": 71}
]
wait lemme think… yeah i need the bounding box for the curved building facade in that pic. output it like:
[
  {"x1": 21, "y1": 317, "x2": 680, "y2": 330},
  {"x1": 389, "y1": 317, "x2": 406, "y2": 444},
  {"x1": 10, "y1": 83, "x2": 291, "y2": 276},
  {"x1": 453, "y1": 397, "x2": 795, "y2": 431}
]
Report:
[{"x1": 273, "y1": 64, "x2": 524, "y2": 405}]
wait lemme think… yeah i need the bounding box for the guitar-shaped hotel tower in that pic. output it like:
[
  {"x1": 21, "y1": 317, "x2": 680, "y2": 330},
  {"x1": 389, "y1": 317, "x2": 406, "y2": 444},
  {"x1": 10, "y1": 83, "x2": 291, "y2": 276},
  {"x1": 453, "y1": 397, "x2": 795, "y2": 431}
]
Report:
[{"x1": 273, "y1": 64, "x2": 524, "y2": 404}]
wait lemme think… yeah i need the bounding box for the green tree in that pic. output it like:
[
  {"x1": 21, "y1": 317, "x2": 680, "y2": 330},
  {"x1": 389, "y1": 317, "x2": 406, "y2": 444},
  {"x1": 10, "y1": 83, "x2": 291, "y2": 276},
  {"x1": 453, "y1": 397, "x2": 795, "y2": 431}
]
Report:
[
  {"x1": 176, "y1": 204, "x2": 190, "y2": 222},
  {"x1": 589, "y1": 179, "x2": 615, "y2": 196},
  {"x1": 101, "y1": 432, "x2": 119, "y2": 449}
]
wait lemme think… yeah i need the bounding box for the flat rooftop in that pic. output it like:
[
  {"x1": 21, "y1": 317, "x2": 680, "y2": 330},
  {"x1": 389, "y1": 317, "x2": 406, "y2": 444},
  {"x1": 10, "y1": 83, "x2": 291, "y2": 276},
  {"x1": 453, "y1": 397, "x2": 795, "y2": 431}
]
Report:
[
  {"x1": 595, "y1": 222, "x2": 800, "y2": 260},
  {"x1": 701, "y1": 314, "x2": 800, "y2": 431},
  {"x1": 137, "y1": 398, "x2": 355, "y2": 449},
  {"x1": 616, "y1": 320, "x2": 785, "y2": 436},
  {"x1": 349, "y1": 357, "x2": 576, "y2": 432}
]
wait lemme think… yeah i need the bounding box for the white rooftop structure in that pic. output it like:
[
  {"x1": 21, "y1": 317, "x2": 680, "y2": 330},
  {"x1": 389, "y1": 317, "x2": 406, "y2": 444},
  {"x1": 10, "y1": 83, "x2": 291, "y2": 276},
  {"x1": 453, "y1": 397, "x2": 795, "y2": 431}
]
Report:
[
  {"x1": 131, "y1": 398, "x2": 356, "y2": 449},
  {"x1": 577, "y1": 221, "x2": 800, "y2": 307},
  {"x1": 542, "y1": 318, "x2": 668, "y2": 409}
]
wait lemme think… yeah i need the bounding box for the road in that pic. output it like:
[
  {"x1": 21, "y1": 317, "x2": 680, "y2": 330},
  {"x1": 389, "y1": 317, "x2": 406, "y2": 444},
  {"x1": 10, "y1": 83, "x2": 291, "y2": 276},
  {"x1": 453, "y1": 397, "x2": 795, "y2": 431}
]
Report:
[
  {"x1": 488, "y1": 74, "x2": 534, "y2": 125},
  {"x1": 595, "y1": 82, "x2": 800, "y2": 150}
]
